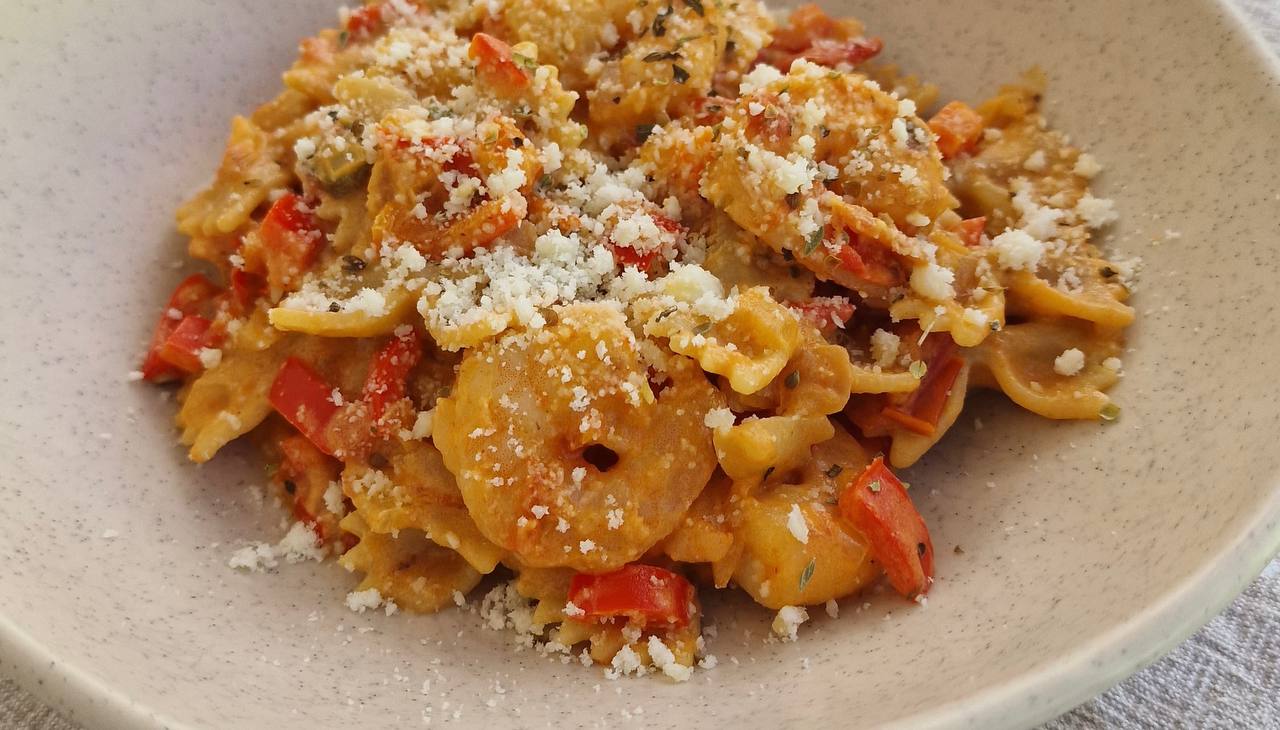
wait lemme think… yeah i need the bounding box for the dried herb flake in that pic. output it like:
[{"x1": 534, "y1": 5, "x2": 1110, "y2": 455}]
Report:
[
  {"x1": 798, "y1": 558, "x2": 817, "y2": 592},
  {"x1": 803, "y1": 227, "x2": 824, "y2": 255}
]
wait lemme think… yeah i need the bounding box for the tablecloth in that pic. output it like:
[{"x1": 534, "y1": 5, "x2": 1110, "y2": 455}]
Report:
[{"x1": 2, "y1": 1, "x2": 1278, "y2": 728}]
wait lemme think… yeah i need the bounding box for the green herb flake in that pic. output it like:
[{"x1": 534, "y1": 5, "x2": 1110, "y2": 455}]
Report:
[
  {"x1": 338, "y1": 30, "x2": 350, "y2": 48},
  {"x1": 763, "y1": 465, "x2": 775, "y2": 481},
  {"x1": 988, "y1": 319, "x2": 1002, "y2": 332},
  {"x1": 803, "y1": 227, "x2": 824, "y2": 255},
  {"x1": 909, "y1": 360, "x2": 928, "y2": 379},
  {"x1": 825, "y1": 464, "x2": 844, "y2": 479},
  {"x1": 652, "y1": 5, "x2": 672, "y2": 36},
  {"x1": 692, "y1": 321, "x2": 713, "y2": 335},
  {"x1": 784, "y1": 370, "x2": 800, "y2": 389},
  {"x1": 672, "y1": 64, "x2": 690, "y2": 84},
  {"x1": 798, "y1": 558, "x2": 817, "y2": 592},
  {"x1": 642, "y1": 50, "x2": 682, "y2": 62},
  {"x1": 635, "y1": 123, "x2": 657, "y2": 143},
  {"x1": 512, "y1": 52, "x2": 538, "y2": 71},
  {"x1": 867, "y1": 479, "x2": 882, "y2": 494},
  {"x1": 683, "y1": 0, "x2": 705, "y2": 15},
  {"x1": 1099, "y1": 403, "x2": 1122, "y2": 423}
]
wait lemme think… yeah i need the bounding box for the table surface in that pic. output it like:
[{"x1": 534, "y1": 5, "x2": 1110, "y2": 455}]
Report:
[{"x1": 3, "y1": 1, "x2": 1279, "y2": 728}]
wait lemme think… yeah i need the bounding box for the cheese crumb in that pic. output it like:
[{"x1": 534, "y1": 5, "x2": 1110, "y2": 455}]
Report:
[
  {"x1": 786, "y1": 504, "x2": 810, "y2": 544},
  {"x1": 1073, "y1": 153, "x2": 1103, "y2": 179},
  {"x1": 647, "y1": 636, "x2": 693, "y2": 682},
  {"x1": 990, "y1": 229, "x2": 1045, "y2": 271},
  {"x1": 1053, "y1": 348, "x2": 1086, "y2": 377},
  {"x1": 1023, "y1": 150, "x2": 1047, "y2": 172},
  {"x1": 869, "y1": 329, "x2": 901, "y2": 369},
  {"x1": 1076, "y1": 194, "x2": 1118, "y2": 229},
  {"x1": 345, "y1": 588, "x2": 386, "y2": 614},
  {"x1": 910, "y1": 263, "x2": 956, "y2": 301},
  {"x1": 704, "y1": 406, "x2": 735, "y2": 431},
  {"x1": 772, "y1": 605, "x2": 809, "y2": 641},
  {"x1": 1102, "y1": 357, "x2": 1123, "y2": 372}
]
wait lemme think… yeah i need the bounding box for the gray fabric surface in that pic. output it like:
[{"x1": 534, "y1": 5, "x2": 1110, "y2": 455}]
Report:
[{"x1": 2, "y1": 1, "x2": 1278, "y2": 728}]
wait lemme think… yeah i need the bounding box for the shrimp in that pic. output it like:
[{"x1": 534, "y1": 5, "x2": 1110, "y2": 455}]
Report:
[{"x1": 433, "y1": 303, "x2": 725, "y2": 572}]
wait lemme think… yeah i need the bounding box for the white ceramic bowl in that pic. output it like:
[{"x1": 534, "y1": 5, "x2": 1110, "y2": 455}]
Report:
[{"x1": 2, "y1": 1, "x2": 1279, "y2": 728}]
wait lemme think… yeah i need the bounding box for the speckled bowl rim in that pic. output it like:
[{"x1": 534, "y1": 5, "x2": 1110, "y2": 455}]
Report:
[{"x1": 3, "y1": 2, "x2": 1279, "y2": 729}]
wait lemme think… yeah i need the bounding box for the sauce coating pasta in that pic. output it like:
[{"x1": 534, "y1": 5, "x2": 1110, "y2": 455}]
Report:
[{"x1": 143, "y1": 0, "x2": 1136, "y2": 679}]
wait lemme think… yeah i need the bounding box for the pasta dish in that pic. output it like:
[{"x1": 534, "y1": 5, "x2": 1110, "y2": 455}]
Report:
[{"x1": 139, "y1": 0, "x2": 1136, "y2": 679}]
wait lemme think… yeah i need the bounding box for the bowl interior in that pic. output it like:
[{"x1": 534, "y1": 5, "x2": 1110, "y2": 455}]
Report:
[{"x1": 1, "y1": 0, "x2": 1279, "y2": 728}]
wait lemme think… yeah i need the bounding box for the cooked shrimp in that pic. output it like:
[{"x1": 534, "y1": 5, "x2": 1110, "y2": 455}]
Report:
[{"x1": 433, "y1": 303, "x2": 724, "y2": 571}]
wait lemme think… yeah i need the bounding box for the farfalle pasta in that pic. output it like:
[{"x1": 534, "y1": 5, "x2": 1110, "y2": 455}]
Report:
[{"x1": 140, "y1": 0, "x2": 1137, "y2": 679}]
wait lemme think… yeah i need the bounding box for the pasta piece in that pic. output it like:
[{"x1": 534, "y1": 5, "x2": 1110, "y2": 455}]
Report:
[
  {"x1": 700, "y1": 214, "x2": 817, "y2": 304},
  {"x1": 339, "y1": 512, "x2": 482, "y2": 613},
  {"x1": 175, "y1": 116, "x2": 289, "y2": 239},
  {"x1": 712, "y1": 415, "x2": 834, "y2": 484},
  {"x1": 586, "y1": 0, "x2": 771, "y2": 150},
  {"x1": 648, "y1": 287, "x2": 802, "y2": 395},
  {"x1": 487, "y1": 0, "x2": 632, "y2": 93},
  {"x1": 270, "y1": 285, "x2": 418, "y2": 338},
  {"x1": 776, "y1": 328, "x2": 855, "y2": 416},
  {"x1": 433, "y1": 304, "x2": 723, "y2": 571},
  {"x1": 731, "y1": 426, "x2": 878, "y2": 609},
  {"x1": 1004, "y1": 260, "x2": 1135, "y2": 329},
  {"x1": 971, "y1": 319, "x2": 1123, "y2": 419},
  {"x1": 342, "y1": 438, "x2": 504, "y2": 574}
]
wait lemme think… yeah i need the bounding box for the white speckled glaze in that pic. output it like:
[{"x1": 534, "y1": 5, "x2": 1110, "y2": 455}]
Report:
[{"x1": 1, "y1": 0, "x2": 1278, "y2": 728}]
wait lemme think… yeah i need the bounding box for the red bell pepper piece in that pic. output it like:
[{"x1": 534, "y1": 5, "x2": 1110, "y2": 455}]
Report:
[
  {"x1": 344, "y1": 3, "x2": 384, "y2": 37},
  {"x1": 958, "y1": 216, "x2": 987, "y2": 248},
  {"x1": 140, "y1": 274, "x2": 221, "y2": 382},
  {"x1": 156, "y1": 315, "x2": 215, "y2": 374},
  {"x1": 229, "y1": 268, "x2": 265, "y2": 312},
  {"x1": 259, "y1": 193, "x2": 323, "y2": 293},
  {"x1": 469, "y1": 33, "x2": 530, "y2": 91},
  {"x1": 567, "y1": 564, "x2": 693, "y2": 627},
  {"x1": 790, "y1": 296, "x2": 855, "y2": 334},
  {"x1": 269, "y1": 357, "x2": 341, "y2": 455},
  {"x1": 836, "y1": 233, "x2": 903, "y2": 288},
  {"x1": 362, "y1": 328, "x2": 423, "y2": 420},
  {"x1": 837, "y1": 456, "x2": 934, "y2": 599},
  {"x1": 882, "y1": 336, "x2": 965, "y2": 437},
  {"x1": 928, "y1": 101, "x2": 985, "y2": 159}
]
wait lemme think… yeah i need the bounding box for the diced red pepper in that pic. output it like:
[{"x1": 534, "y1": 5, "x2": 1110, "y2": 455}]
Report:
[
  {"x1": 928, "y1": 101, "x2": 985, "y2": 159},
  {"x1": 156, "y1": 315, "x2": 215, "y2": 374},
  {"x1": 881, "y1": 336, "x2": 965, "y2": 437},
  {"x1": 958, "y1": 216, "x2": 987, "y2": 248},
  {"x1": 230, "y1": 268, "x2": 265, "y2": 312},
  {"x1": 567, "y1": 564, "x2": 693, "y2": 627},
  {"x1": 469, "y1": 33, "x2": 530, "y2": 92},
  {"x1": 609, "y1": 244, "x2": 659, "y2": 273},
  {"x1": 269, "y1": 357, "x2": 342, "y2": 455},
  {"x1": 259, "y1": 193, "x2": 323, "y2": 293},
  {"x1": 790, "y1": 296, "x2": 855, "y2": 334},
  {"x1": 797, "y1": 37, "x2": 884, "y2": 67},
  {"x1": 836, "y1": 233, "x2": 904, "y2": 288},
  {"x1": 837, "y1": 456, "x2": 934, "y2": 599},
  {"x1": 277, "y1": 433, "x2": 346, "y2": 544},
  {"x1": 759, "y1": 4, "x2": 884, "y2": 70},
  {"x1": 362, "y1": 328, "x2": 423, "y2": 420},
  {"x1": 344, "y1": 3, "x2": 384, "y2": 37},
  {"x1": 140, "y1": 274, "x2": 222, "y2": 382}
]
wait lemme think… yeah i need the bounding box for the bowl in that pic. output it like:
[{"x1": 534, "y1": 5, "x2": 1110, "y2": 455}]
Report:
[{"x1": 2, "y1": 0, "x2": 1278, "y2": 727}]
